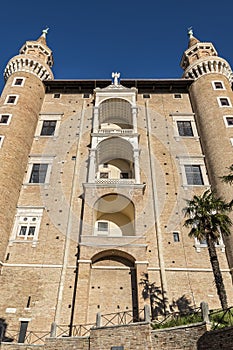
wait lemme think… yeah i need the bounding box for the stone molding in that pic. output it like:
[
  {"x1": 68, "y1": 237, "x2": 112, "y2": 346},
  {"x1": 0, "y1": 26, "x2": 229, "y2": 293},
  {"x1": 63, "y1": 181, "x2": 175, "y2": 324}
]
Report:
[{"x1": 4, "y1": 56, "x2": 54, "y2": 81}]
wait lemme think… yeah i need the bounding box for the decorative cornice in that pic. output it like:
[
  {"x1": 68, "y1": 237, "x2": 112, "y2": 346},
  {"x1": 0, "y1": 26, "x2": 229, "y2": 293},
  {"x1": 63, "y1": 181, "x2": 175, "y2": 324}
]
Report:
[
  {"x1": 4, "y1": 56, "x2": 54, "y2": 82},
  {"x1": 183, "y1": 57, "x2": 233, "y2": 83}
]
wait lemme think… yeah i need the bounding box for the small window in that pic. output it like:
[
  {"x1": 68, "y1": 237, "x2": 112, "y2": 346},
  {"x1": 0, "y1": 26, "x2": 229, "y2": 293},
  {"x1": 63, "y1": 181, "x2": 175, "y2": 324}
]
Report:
[
  {"x1": 173, "y1": 93, "x2": 182, "y2": 99},
  {"x1": 98, "y1": 222, "x2": 108, "y2": 231},
  {"x1": 173, "y1": 232, "x2": 180, "y2": 242},
  {"x1": 103, "y1": 163, "x2": 108, "y2": 168},
  {"x1": 29, "y1": 164, "x2": 48, "y2": 183},
  {"x1": 13, "y1": 78, "x2": 24, "y2": 86},
  {"x1": 5, "y1": 95, "x2": 18, "y2": 104},
  {"x1": 224, "y1": 116, "x2": 233, "y2": 127},
  {"x1": 40, "y1": 120, "x2": 57, "y2": 136},
  {"x1": 218, "y1": 97, "x2": 231, "y2": 107},
  {"x1": 83, "y1": 93, "x2": 90, "y2": 98},
  {"x1": 53, "y1": 93, "x2": 60, "y2": 98},
  {"x1": 0, "y1": 114, "x2": 11, "y2": 124},
  {"x1": 143, "y1": 94, "x2": 150, "y2": 99},
  {"x1": 100, "y1": 172, "x2": 109, "y2": 179},
  {"x1": 213, "y1": 81, "x2": 224, "y2": 90},
  {"x1": 0, "y1": 135, "x2": 4, "y2": 148},
  {"x1": 177, "y1": 121, "x2": 194, "y2": 136},
  {"x1": 184, "y1": 165, "x2": 204, "y2": 185}
]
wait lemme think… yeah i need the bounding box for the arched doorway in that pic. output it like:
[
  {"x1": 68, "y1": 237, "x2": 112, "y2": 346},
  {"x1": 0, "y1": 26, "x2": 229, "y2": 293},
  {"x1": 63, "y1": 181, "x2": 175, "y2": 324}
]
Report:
[{"x1": 87, "y1": 250, "x2": 138, "y2": 323}]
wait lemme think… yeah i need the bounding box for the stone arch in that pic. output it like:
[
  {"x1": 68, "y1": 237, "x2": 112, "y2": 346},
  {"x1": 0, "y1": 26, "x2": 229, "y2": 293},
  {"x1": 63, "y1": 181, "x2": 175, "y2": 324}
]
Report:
[
  {"x1": 96, "y1": 137, "x2": 135, "y2": 180},
  {"x1": 88, "y1": 249, "x2": 139, "y2": 322},
  {"x1": 98, "y1": 98, "x2": 133, "y2": 129},
  {"x1": 93, "y1": 193, "x2": 135, "y2": 236}
]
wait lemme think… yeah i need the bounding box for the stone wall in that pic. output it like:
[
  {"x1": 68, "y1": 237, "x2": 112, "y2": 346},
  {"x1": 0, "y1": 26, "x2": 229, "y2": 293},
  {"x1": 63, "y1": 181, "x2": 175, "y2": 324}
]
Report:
[
  {"x1": 151, "y1": 323, "x2": 207, "y2": 350},
  {"x1": 0, "y1": 322, "x2": 211, "y2": 350},
  {"x1": 197, "y1": 326, "x2": 233, "y2": 350}
]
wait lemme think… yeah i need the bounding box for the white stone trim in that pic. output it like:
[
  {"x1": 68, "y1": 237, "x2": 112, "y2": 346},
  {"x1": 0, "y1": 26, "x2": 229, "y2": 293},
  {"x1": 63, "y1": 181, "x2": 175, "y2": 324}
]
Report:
[
  {"x1": 9, "y1": 207, "x2": 44, "y2": 246},
  {"x1": 217, "y1": 96, "x2": 232, "y2": 108},
  {"x1": 12, "y1": 77, "x2": 26, "y2": 87},
  {"x1": 4, "y1": 94, "x2": 19, "y2": 105},
  {"x1": 24, "y1": 156, "x2": 54, "y2": 185},
  {"x1": 0, "y1": 113, "x2": 12, "y2": 125},
  {"x1": 4, "y1": 57, "x2": 53, "y2": 81},
  {"x1": 148, "y1": 267, "x2": 230, "y2": 272},
  {"x1": 177, "y1": 156, "x2": 209, "y2": 188},
  {"x1": 0, "y1": 135, "x2": 5, "y2": 148},
  {"x1": 212, "y1": 80, "x2": 225, "y2": 90},
  {"x1": 35, "y1": 113, "x2": 63, "y2": 138},
  {"x1": 171, "y1": 114, "x2": 199, "y2": 140},
  {"x1": 223, "y1": 115, "x2": 233, "y2": 128}
]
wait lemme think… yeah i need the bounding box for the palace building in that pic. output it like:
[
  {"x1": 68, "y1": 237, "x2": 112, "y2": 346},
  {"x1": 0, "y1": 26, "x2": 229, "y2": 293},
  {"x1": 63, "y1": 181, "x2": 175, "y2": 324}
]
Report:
[{"x1": 0, "y1": 29, "x2": 233, "y2": 336}]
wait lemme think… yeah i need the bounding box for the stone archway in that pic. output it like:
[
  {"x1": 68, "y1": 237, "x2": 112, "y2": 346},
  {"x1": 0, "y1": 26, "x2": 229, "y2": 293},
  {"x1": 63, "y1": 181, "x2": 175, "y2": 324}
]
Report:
[{"x1": 87, "y1": 249, "x2": 138, "y2": 323}]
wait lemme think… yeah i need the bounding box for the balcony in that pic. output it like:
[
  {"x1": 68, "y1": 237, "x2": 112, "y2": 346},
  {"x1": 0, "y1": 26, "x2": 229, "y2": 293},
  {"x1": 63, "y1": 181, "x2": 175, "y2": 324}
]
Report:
[{"x1": 95, "y1": 129, "x2": 135, "y2": 135}]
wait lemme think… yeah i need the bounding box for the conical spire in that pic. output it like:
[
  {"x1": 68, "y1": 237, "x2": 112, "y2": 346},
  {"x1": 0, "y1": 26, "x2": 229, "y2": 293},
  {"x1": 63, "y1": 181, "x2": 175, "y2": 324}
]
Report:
[{"x1": 188, "y1": 27, "x2": 200, "y2": 48}]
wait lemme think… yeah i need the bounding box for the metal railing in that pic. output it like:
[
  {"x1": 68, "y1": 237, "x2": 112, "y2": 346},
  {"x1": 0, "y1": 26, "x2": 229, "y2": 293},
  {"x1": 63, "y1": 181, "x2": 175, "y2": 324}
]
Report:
[
  {"x1": 209, "y1": 306, "x2": 233, "y2": 330},
  {"x1": 56, "y1": 323, "x2": 95, "y2": 337},
  {"x1": 100, "y1": 308, "x2": 144, "y2": 327},
  {"x1": 4, "y1": 329, "x2": 51, "y2": 344},
  {"x1": 151, "y1": 307, "x2": 202, "y2": 330}
]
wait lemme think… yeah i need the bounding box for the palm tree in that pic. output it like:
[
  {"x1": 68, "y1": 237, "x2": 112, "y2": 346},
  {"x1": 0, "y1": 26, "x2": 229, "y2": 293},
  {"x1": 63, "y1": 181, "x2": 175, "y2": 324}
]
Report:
[
  {"x1": 221, "y1": 164, "x2": 233, "y2": 185},
  {"x1": 183, "y1": 189, "x2": 232, "y2": 310}
]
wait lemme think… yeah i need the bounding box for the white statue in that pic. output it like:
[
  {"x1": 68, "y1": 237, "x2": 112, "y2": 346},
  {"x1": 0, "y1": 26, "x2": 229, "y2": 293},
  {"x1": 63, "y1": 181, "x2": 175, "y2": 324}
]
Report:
[
  {"x1": 112, "y1": 72, "x2": 120, "y2": 86},
  {"x1": 42, "y1": 27, "x2": 49, "y2": 38}
]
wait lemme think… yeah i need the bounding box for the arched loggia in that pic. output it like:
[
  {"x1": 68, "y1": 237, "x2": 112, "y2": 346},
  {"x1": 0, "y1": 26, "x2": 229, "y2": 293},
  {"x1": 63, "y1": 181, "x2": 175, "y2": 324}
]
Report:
[
  {"x1": 93, "y1": 194, "x2": 135, "y2": 236},
  {"x1": 96, "y1": 137, "x2": 135, "y2": 180}
]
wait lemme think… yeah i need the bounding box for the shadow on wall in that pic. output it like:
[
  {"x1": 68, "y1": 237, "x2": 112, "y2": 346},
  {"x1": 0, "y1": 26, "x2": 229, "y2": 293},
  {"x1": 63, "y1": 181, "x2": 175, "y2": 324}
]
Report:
[
  {"x1": 0, "y1": 318, "x2": 13, "y2": 343},
  {"x1": 140, "y1": 273, "x2": 195, "y2": 319}
]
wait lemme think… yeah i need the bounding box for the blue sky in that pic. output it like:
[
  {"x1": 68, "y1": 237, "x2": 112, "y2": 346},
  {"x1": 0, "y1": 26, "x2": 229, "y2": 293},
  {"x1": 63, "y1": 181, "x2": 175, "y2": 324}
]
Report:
[{"x1": 0, "y1": 0, "x2": 233, "y2": 91}]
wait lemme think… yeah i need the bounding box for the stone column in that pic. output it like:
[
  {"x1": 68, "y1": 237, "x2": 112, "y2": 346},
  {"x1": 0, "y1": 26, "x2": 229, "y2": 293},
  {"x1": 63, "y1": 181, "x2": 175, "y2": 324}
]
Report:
[{"x1": 88, "y1": 149, "x2": 96, "y2": 183}]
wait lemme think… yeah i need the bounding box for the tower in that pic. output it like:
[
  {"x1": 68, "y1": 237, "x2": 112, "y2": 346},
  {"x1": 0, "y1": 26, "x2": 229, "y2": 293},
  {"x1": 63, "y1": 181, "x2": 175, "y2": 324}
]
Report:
[
  {"x1": 0, "y1": 30, "x2": 53, "y2": 261},
  {"x1": 181, "y1": 29, "x2": 233, "y2": 271}
]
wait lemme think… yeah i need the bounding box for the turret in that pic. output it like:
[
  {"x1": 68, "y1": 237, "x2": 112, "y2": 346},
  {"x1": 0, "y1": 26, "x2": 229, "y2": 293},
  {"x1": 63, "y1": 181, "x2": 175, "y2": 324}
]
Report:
[
  {"x1": 181, "y1": 29, "x2": 233, "y2": 272},
  {"x1": 0, "y1": 30, "x2": 54, "y2": 261}
]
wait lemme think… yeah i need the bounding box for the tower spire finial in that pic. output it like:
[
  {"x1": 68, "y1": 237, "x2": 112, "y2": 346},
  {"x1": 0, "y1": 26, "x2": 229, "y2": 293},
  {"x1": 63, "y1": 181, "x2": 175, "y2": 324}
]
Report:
[
  {"x1": 42, "y1": 27, "x2": 49, "y2": 38},
  {"x1": 188, "y1": 26, "x2": 194, "y2": 38}
]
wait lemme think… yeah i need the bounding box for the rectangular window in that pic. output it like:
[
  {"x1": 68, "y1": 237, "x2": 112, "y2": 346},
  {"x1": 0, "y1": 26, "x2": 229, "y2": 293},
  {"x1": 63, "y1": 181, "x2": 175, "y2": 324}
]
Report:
[
  {"x1": 100, "y1": 172, "x2": 109, "y2": 178},
  {"x1": 40, "y1": 120, "x2": 57, "y2": 136},
  {"x1": 0, "y1": 114, "x2": 11, "y2": 124},
  {"x1": 18, "y1": 225, "x2": 36, "y2": 238},
  {"x1": 98, "y1": 222, "x2": 108, "y2": 231},
  {"x1": 6, "y1": 95, "x2": 17, "y2": 104},
  {"x1": 184, "y1": 165, "x2": 204, "y2": 185},
  {"x1": 13, "y1": 78, "x2": 24, "y2": 86},
  {"x1": 218, "y1": 97, "x2": 231, "y2": 107},
  {"x1": 177, "y1": 121, "x2": 194, "y2": 136},
  {"x1": 173, "y1": 93, "x2": 182, "y2": 99},
  {"x1": 213, "y1": 81, "x2": 224, "y2": 90},
  {"x1": 173, "y1": 232, "x2": 180, "y2": 242},
  {"x1": 103, "y1": 163, "x2": 108, "y2": 168},
  {"x1": 29, "y1": 164, "x2": 48, "y2": 183},
  {"x1": 143, "y1": 94, "x2": 151, "y2": 99},
  {"x1": 53, "y1": 93, "x2": 60, "y2": 98},
  {"x1": 83, "y1": 93, "x2": 90, "y2": 98},
  {"x1": 10, "y1": 208, "x2": 43, "y2": 245},
  {"x1": 225, "y1": 116, "x2": 233, "y2": 126}
]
